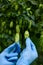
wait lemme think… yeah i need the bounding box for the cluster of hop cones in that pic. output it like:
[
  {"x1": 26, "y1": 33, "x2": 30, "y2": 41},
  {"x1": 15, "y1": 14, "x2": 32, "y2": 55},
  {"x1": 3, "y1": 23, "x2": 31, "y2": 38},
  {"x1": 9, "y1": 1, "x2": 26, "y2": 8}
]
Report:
[{"x1": 15, "y1": 25, "x2": 29, "y2": 43}]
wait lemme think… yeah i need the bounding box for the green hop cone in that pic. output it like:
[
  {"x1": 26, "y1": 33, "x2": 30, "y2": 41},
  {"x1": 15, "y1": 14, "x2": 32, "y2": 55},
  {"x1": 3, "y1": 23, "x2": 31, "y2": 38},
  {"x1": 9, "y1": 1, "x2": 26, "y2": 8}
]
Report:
[
  {"x1": 15, "y1": 33, "x2": 19, "y2": 43},
  {"x1": 24, "y1": 30, "x2": 29, "y2": 39}
]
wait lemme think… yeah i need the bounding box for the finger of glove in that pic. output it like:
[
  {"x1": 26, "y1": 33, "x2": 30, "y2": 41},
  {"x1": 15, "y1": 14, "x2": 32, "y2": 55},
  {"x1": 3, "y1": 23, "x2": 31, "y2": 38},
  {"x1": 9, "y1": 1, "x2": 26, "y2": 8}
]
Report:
[
  {"x1": 14, "y1": 43, "x2": 21, "y2": 53},
  {"x1": 4, "y1": 42, "x2": 20, "y2": 53},
  {"x1": 30, "y1": 40, "x2": 38, "y2": 57},
  {"x1": 16, "y1": 42, "x2": 21, "y2": 48},
  {"x1": 4, "y1": 43, "x2": 16, "y2": 52},
  {"x1": 6, "y1": 53, "x2": 18, "y2": 58},
  {"x1": 26, "y1": 38, "x2": 31, "y2": 49},
  {"x1": 8, "y1": 56, "x2": 18, "y2": 61},
  {"x1": 2, "y1": 62, "x2": 15, "y2": 65},
  {"x1": 30, "y1": 40, "x2": 37, "y2": 51}
]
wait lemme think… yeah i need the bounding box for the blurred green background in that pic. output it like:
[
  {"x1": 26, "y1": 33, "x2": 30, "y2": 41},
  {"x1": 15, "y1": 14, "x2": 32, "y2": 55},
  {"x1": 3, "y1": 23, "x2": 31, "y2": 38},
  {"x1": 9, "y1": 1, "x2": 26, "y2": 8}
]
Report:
[{"x1": 0, "y1": 0, "x2": 43, "y2": 65}]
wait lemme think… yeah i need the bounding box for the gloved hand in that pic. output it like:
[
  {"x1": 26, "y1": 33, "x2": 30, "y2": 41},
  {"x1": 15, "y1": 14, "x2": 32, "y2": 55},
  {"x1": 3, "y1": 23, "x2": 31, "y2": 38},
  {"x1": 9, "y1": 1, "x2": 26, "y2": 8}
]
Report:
[
  {"x1": 0, "y1": 42, "x2": 21, "y2": 65},
  {"x1": 16, "y1": 38, "x2": 38, "y2": 65}
]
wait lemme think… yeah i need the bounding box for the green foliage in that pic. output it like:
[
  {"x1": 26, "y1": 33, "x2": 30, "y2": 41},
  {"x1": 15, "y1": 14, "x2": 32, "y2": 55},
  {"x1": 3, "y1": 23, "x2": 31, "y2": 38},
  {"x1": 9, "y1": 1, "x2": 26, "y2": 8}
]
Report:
[{"x1": 0, "y1": 0, "x2": 43, "y2": 65}]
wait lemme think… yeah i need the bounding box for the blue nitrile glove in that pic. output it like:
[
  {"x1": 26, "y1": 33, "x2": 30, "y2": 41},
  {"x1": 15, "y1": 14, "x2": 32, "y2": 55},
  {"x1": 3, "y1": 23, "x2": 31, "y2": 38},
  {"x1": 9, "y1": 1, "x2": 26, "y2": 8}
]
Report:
[
  {"x1": 16, "y1": 38, "x2": 38, "y2": 65},
  {"x1": 0, "y1": 42, "x2": 21, "y2": 65}
]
